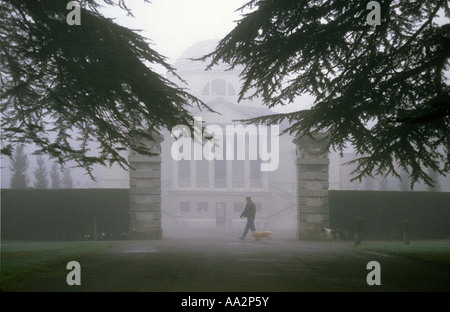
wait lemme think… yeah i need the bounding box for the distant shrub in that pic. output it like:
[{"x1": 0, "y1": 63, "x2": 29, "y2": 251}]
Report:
[
  {"x1": 2, "y1": 189, "x2": 449, "y2": 241},
  {"x1": 329, "y1": 191, "x2": 450, "y2": 240},
  {"x1": 1, "y1": 189, "x2": 129, "y2": 240}
]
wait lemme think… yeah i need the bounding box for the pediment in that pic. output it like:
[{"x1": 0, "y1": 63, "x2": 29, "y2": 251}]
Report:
[{"x1": 192, "y1": 97, "x2": 272, "y2": 125}]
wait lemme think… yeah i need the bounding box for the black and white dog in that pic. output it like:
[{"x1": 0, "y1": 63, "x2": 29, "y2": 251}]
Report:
[{"x1": 320, "y1": 227, "x2": 348, "y2": 241}]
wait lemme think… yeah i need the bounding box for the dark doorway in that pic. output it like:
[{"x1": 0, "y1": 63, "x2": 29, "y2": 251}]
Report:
[{"x1": 215, "y1": 202, "x2": 226, "y2": 227}]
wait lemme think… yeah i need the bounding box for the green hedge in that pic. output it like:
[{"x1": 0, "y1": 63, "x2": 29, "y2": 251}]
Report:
[
  {"x1": 329, "y1": 190, "x2": 450, "y2": 240},
  {"x1": 1, "y1": 189, "x2": 129, "y2": 240},
  {"x1": 2, "y1": 189, "x2": 449, "y2": 240}
]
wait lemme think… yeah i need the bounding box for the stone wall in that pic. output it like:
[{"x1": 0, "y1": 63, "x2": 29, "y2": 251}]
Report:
[
  {"x1": 128, "y1": 135, "x2": 163, "y2": 239},
  {"x1": 293, "y1": 133, "x2": 330, "y2": 240}
]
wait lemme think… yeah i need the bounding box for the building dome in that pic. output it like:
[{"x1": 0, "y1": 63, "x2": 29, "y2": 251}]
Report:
[
  {"x1": 172, "y1": 40, "x2": 243, "y2": 101},
  {"x1": 178, "y1": 39, "x2": 218, "y2": 62},
  {"x1": 174, "y1": 39, "x2": 231, "y2": 74}
]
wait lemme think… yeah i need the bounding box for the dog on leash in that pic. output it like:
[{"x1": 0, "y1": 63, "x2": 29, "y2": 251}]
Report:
[
  {"x1": 320, "y1": 227, "x2": 347, "y2": 241},
  {"x1": 251, "y1": 231, "x2": 272, "y2": 241}
]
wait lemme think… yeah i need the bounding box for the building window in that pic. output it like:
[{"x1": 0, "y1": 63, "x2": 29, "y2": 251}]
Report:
[
  {"x1": 214, "y1": 136, "x2": 227, "y2": 188},
  {"x1": 250, "y1": 160, "x2": 262, "y2": 180},
  {"x1": 249, "y1": 135, "x2": 262, "y2": 186},
  {"x1": 180, "y1": 202, "x2": 190, "y2": 212},
  {"x1": 232, "y1": 162, "x2": 244, "y2": 188},
  {"x1": 198, "y1": 202, "x2": 208, "y2": 212},
  {"x1": 211, "y1": 79, "x2": 226, "y2": 95},
  {"x1": 202, "y1": 82, "x2": 210, "y2": 95},
  {"x1": 228, "y1": 83, "x2": 236, "y2": 96},
  {"x1": 196, "y1": 159, "x2": 209, "y2": 188},
  {"x1": 202, "y1": 80, "x2": 236, "y2": 96},
  {"x1": 178, "y1": 160, "x2": 191, "y2": 187},
  {"x1": 214, "y1": 160, "x2": 227, "y2": 188}
]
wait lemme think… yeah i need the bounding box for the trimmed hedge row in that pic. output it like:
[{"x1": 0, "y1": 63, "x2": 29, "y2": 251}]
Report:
[
  {"x1": 329, "y1": 190, "x2": 450, "y2": 240},
  {"x1": 2, "y1": 189, "x2": 449, "y2": 240},
  {"x1": 1, "y1": 189, "x2": 129, "y2": 240}
]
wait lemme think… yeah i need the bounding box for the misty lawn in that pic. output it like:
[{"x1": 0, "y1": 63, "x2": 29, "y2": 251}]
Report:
[{"x1": 1, "y1": 241, "x2": 117, "y2": 288}]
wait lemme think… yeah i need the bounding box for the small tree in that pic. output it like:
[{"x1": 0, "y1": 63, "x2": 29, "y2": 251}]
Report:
[
  {"x1": 62, "y1": 167, "x2": 74, "y2": 189},
  {"x1": 50, "y1": 163, "x2": 61, "y2": 189},
  {"x1": 427, "y1": 169, "x2": 441, "y2": 191},
  {"x1": 378, "y1": 176, "x2": 389, "y2": 191},
  {"x1": 399, "y1": 170, "x2": 412, "y2": 191},
  {"x1": 10, "y1": 144, "x2": 29, "y2": 189},
  {"x1": 34, "y1": 156, "x2": 48, "y2": 189},
  {"x1": 363, "y1": 176, "x2": 375, "y2": 190}
]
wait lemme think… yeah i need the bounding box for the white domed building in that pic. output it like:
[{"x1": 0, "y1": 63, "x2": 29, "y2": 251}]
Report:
[
  {"x1": 159, "y1": 40, "x2": 298, "y2": 230},
  {"x1": 92, "y1": 40, "x2": 301, "y2": 231}
]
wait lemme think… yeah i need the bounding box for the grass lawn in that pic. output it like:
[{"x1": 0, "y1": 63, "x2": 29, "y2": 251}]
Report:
[
  {"x1": 357, "y1": 240, "x2": 450, "y2": 265},
  {"x1": 1, "y1": 240, "x2": 118, "y2": 290}
]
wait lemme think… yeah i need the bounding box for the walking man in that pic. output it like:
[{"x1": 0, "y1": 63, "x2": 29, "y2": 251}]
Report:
[{"x1": 239, "y1": 195, "x2": 256, "y2": 240}]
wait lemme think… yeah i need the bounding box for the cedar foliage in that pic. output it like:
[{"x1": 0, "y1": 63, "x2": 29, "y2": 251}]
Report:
[
  {"x1": 205, "y1": 0, "x2": 450, "y2": 187},
  {"x1": 34, "y1": 156, "x2": 49, "y2": 189},
  {"x1": 1, "y1": 0, "x2": 209, "y2": 178}
]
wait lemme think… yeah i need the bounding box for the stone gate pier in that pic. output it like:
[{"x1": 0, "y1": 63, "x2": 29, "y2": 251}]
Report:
[
  {"x1": 128, "y1": 134, "x2": 164, "y2": 240},
  {"x1": 293, "y1": 133, "x2": 330, "y2": 240}
]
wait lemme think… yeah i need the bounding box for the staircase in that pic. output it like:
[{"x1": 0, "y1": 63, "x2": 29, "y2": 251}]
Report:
[{"x1": 266, "y1": 182, "x2": 297, "y2": 229}]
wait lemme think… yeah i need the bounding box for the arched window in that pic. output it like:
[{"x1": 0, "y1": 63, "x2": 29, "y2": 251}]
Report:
[
  {"x1": 202, "y1": 80, "x2": 236, "y2": 96},
  {"x1": 228, "y1": 83, "x2": 236, "y2": 96},
  {"x1": 211, "y1": 79, "x2": 226, "y2": 95},
  {"x1": 202, "y1": 82, "x2": 210, "y2": 95}
]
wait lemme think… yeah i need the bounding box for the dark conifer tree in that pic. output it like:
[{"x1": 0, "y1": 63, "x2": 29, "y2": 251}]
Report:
[
  {"x1": 50, "y1": 162, "x2": 61, "y2": 189},
  {"x1": 62, "y1": 167, "x2": 74, "y2": 189},
  {"x1": 1, "y1": 0, "x2": 211, "y2": 179},
  {"x1": 10, "y1": 144, "x2": 29, "y2": 189},
  {"x1": 399, "y1": 170, "x2": 412, "y2": 191},
  {"x1": 205, "y1": 0, "x2": 450, "y2": 187},
  {"x1": 426, "y1": 169, "x2": 441, "y2": 191},
  {"x1": 34, "y1": 156, "x2": 49, "y2": 189}
]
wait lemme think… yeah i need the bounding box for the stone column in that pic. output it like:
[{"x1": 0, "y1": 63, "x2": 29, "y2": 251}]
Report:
[
  {"x1": 293, "y1": 132, "x2": 330, "y2": 240},
  {"x1": 128, "y1": 134, "x2": 164, "y2": 240}
]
